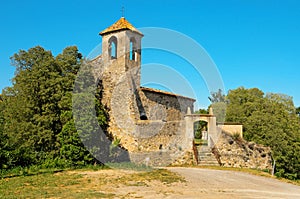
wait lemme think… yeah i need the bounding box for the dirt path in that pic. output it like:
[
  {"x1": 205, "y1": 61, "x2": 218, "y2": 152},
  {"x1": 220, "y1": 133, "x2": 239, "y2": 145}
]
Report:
[
  {"x1": 76, "y1": 167, "x2": 300, "y2": 198},
  {"x1": 165, "y1": 167, "x2": 300, "y2": 199}
]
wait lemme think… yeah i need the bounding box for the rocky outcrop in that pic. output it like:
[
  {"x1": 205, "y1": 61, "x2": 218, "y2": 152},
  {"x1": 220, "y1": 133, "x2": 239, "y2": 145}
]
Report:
[{"x1": 215, "y1": 132, "x2": 272, "y2": 170}]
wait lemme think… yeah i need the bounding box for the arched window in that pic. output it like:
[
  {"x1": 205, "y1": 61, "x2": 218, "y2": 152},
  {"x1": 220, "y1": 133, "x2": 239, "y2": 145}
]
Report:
[
  {"x1": 130, "y1": 38, "x2": 136, "y2": 61},
  {"x1": 108, "y1": 36, "x2": 117, "y2": 59}
]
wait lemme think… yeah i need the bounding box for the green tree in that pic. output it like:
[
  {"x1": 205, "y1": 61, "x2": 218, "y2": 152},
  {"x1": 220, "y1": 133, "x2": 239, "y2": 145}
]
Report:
[
  {"x1": 225, "y1": 87, "x2": 300, "y2": 179},
  {"x1": 195, "y1": 108, "x2": 208, "y2": 114},
  {"x1": 58, "y1": 61, "x2": 109, "y2": 166},
  {"x1": 0, "y1": 94, "x2": 9, "y2": 169},
  {"x1": 1, "y1": 46, "x2": 104, "y2": 168},
  {"x1": 208, "y1": 89, "x2": 227, "y2": 123},
  {"x1": 71, "y1": 62, "x2": 112, "y2": 164},
  {"x1": 194, "y1": 109, "x2": 208, "y2": 138},
  {"x1": 226, "y1": 87, "x2": 264, "y2": 124},
  {"x1": 208, "y1": 88, "x2": 226, "y2": 103},
  {"x1": 2, "y1": 46, "x2": 59, "y2": 166}
]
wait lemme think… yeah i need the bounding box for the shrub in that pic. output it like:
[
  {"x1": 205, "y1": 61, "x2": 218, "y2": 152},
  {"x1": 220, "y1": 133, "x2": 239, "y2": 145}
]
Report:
[
  {"x1": 232, "y1": 132, "x2": 241, "y2": 141},
  {"x1": 194, "y1": 131, "x2": 202, "y2": 139}
]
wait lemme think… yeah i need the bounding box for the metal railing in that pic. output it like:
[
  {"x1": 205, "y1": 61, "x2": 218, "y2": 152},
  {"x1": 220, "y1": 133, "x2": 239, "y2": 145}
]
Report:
[
  {"x1": 192, "y1": 140, "x2": 199, "y2": 165},
  {"x1": 210, "y1": 137, "x2": 222, "y2": 166}
]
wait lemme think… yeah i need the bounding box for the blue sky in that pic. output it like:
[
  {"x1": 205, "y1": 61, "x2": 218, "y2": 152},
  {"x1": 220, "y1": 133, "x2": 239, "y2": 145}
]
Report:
[{"x1": 1, "y1": 0, "x2": 300, "y2": 108}]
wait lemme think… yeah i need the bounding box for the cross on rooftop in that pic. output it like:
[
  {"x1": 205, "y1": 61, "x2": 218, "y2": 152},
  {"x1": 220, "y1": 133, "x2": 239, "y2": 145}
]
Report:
[{"x1": 121, "y1": 6, "x2": 125, "y2": 17}]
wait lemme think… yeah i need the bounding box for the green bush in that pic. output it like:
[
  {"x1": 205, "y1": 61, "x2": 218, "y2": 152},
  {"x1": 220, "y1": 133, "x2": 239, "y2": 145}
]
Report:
[
  {"x1": 194, "y1": 131, "x2": 202, "y2": 139},
  {"x1": 232, "y1": 132, "x2": 241, "y2": 141}
]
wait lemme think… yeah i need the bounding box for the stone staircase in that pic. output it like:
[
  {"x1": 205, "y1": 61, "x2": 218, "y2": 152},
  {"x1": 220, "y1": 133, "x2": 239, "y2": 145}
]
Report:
[{"x1": 197, "y1": 145, "x2": 219, "y2": 166}]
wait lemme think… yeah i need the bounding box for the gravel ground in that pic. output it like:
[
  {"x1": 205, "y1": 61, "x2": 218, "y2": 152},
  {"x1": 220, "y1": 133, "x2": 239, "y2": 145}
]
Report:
[
  {"x1": 76, "y1": 167, "x2": 300, "y2": 199},
  {"x1": 163, "y1": 167, "x2": 300, "y2": 199}
]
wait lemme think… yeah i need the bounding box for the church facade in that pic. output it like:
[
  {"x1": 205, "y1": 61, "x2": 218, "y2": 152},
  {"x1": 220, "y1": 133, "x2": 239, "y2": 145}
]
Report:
[{"x1": 89, "y1": 17, "x2": 271, "y2": 168}]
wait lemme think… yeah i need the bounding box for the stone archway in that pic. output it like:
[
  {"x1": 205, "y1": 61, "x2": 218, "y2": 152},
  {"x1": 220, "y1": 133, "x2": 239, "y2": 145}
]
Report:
[
  {"x1": 185, "y1": 113, "x2": 218, "y2": 148},
  {"x1": 193, "y1": 120, "x2": 208, "y2": 143}
]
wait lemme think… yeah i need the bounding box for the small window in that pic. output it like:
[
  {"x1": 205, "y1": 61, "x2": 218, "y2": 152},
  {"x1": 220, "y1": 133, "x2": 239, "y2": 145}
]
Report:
[
  {"x1": 159, "y1": 144, "x2": 163, "y2": 150},
  {"x1": 140, "y1": 112, "x2": 148, "y2": 120}
]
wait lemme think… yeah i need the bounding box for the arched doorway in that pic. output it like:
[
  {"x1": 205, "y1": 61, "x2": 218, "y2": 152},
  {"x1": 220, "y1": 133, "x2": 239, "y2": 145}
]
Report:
[{"x1": 194, "y1": 120, "x2": 208, "y2": 145}]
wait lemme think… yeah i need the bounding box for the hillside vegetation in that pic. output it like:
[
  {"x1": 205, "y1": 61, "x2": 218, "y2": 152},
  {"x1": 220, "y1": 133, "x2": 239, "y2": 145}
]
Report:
[
  {"x1": 210, "y1": 88, "x2": 300, "y2": 180},
  {"x1": 0, "y1": 46, "x2": 108, "y2": 170}
]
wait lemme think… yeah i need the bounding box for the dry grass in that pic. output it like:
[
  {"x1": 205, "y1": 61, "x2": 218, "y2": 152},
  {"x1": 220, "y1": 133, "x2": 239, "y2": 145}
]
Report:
[{"x1": 0, "y1": 168, "x2": 185, "y2": 198}]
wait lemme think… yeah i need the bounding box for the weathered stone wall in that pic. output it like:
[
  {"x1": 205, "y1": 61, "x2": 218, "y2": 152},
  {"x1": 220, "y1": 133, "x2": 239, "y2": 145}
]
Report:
[
  {"x1": 124, "y1": 88, "x2": 196, "y2": 166},
  {"x1": 171, "y1": 150, "x2": 196, "y2": 166},
  {"x1": 90, "y1": 24, "x2": 201, "y2": 166},
  {"x1": 215, "y1": 132, "x2": 272, "y2": 170},
  {"x1": 121, "y1": 119, "x2": 194, "y2": 166},
  {"x1": 134, "y1": 121, "x2": 189, "y2": 151},
  {"x1": 93, "y1": 59, "x2": 195, "y2": 166},
  {"x1": 124, "y1": 114, "x2": 198, "y2": 166},
  {"x1": 138, "y1": 87, "x2": 195, "y2": 121},
  {"x1": 129, "y1": 149, "x2": 196, "y2": 167}
]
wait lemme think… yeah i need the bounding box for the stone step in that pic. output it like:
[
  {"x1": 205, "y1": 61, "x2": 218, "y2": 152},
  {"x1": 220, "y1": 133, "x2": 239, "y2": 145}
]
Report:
[
  {"x1": 198, "y1": 157, "x2": 217, "y2": 161},
  {"x1": 197, "y1": 148, "x2": 212, "y2": 152},
  {"x1": 198, "y1": 158, "x2": 218, "y2": 162},
  {"x1": 198, "y1": 162, "x2": 219, "y2": 166},
  {"x1": 198, "y1": 160, "x2": 219, "y2": 163},
  {"x1": 197, "y1": 151, "x2": 212, "y2": 155},
  {"x1": 197, "y1": 147, "x2": 211, "y2": 153},
  {"x1": 198, "y1": 158, "x2": 216, "y2": 162},
  {"x1": 198, "y1": 158, "x2": 219, "y2": 162},
  {"x1": 198, "y1": 158, "x2": 215, "y2": 162},
  {"x1": 195, "y1": 145, "x2": 219, "y2": 166},
  {"x1": 198, "y1": 153, "x2": 213, "y2": 156},
  {"x1": 196, "y1": 146, "x2": 210, "y2": 150}
]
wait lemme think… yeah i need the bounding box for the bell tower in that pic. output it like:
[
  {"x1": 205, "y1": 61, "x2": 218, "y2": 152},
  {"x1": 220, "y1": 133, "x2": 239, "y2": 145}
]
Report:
[
  {"x1": 99, "y1": 17, "x2": 143, "y2": 87},
  {"x1": 97, "y1": 17, "x2": 145, "y2": 141}
]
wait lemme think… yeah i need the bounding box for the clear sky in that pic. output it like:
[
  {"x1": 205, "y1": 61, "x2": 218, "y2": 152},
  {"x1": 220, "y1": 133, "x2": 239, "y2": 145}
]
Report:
[{"x1": 1, "y1": 0, "x2": 300, "y2": 108}]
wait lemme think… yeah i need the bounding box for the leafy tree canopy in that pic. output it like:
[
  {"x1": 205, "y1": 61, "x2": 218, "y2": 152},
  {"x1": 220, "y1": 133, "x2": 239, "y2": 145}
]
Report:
[
  {"x1": 208, "y1": 88, "x2": 226, "y2": 103},
  {"x1": 223, "y1": 87, "x2": 300, "y2": 179},
  {"x1": 0, "y1": 46, "x2": 107, "y2": 169},
  {"x1": 208, "y1": 89, "x2": 227, "y2": 123},
  {"x1": 194, "y1": 109, "x2": 208, "y2": 114}
]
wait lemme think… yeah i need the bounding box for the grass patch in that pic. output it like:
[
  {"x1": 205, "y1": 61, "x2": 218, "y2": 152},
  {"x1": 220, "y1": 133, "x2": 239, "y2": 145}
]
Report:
[
  {"x1": 0, "y1": 164, "x2": 108, "y2": 179},
  {"x1": 0, "y1": 172, "x2": 116, "y2": 199},
  {"x1": 96, "y1": 168, "x2": 185, "y2": 187},
  {"x1": 194, "y1": 139, "x2": 208, "y2": 145},
  {"x1": 0, "y1": 167, "x2": 185, "y2": 198}
]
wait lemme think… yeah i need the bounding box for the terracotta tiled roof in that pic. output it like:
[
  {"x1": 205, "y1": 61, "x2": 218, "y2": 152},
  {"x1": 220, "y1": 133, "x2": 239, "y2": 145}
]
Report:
[
  {"x1": 100, "y1": 17, "x2": 143, "y2": 36},
  {"x1": 140, "y1": 87, "x2": 196, "y2": 101}
]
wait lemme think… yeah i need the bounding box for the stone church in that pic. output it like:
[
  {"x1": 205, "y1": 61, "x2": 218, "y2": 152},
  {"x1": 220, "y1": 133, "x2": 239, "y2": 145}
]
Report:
[{"x1": 90, "y1": 17, "x2": 272, "y2": 169}]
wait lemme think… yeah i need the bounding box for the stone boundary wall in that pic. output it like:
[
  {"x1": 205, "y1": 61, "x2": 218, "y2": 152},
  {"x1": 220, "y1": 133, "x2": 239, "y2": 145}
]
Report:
[
  {"x1": 129, "y1": 149, "x2": 195, "y2": 167},
  {"x1": 216, "y1": 132, "x2": 272, "y2": 170},
  {"x1": 217, "y1": 123, "x2": 243, "y2": 138},
  {"x1": 129, "y1": 120, "x2": 195, "y2": 166},
  {"x1": 133, "y1": 120, "x2": 186, "y2": 152}
]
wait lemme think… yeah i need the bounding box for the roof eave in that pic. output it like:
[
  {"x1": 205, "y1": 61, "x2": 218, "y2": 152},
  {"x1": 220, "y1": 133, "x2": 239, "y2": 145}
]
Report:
[
  {"x1": 140, "y1": 87, "x2": 196, "y2": 101},
  {"x1": 99, "y1": 28, "x2": 144, "y2": 36}
]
